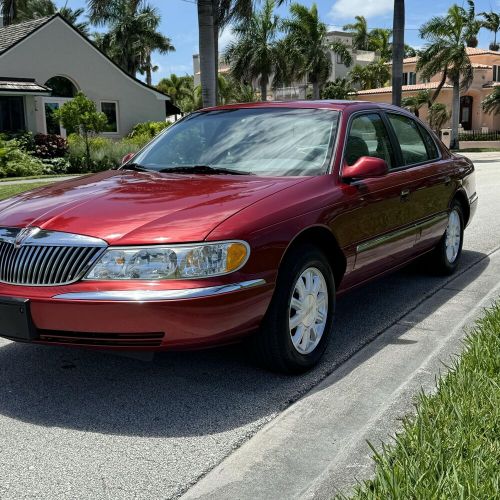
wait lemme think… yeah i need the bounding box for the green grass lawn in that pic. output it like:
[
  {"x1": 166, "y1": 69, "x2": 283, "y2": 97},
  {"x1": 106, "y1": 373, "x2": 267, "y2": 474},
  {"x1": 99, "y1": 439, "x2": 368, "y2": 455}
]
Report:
[
  {"x1": 345, "y1": 302, "x2": 500, "y2": 499},
  {"x1": 0, "y1": 174, "x2": 78, "y2": 183},
  {"x1": 0, "y1": 182, "x2": 55, "y2": 201}
]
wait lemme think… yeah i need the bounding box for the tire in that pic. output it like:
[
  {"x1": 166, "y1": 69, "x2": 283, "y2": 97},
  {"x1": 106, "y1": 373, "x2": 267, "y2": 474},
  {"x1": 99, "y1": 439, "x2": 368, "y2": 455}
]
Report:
[
  {"x1": 431, "y1": 200, "x2": 464, "y2": 275},
  {"x1": 253, "y1": 244, "x2": 336, "y2": 374}
]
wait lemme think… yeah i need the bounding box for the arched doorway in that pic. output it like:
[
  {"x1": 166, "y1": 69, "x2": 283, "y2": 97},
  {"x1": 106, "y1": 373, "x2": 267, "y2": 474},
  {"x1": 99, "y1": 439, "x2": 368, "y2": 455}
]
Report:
[
  {"x1": 460, "y1": 95, "x2": 473, "y2": 131},
  {"x1": 42, "y1": 76, "x2": 79, "y2": 136}
]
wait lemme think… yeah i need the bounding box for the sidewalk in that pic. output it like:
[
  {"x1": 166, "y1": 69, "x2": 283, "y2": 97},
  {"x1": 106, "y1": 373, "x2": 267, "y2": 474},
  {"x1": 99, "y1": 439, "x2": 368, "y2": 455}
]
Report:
[{"x1": 182, "y1": 248, "x2": 500, "y2": 500}]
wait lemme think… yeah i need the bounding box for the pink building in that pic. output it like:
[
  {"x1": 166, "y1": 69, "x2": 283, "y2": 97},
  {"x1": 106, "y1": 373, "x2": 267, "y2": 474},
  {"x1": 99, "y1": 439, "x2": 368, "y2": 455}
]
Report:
[{"x1": 356, "y1": 48, "x2": 500, "y2": 132}]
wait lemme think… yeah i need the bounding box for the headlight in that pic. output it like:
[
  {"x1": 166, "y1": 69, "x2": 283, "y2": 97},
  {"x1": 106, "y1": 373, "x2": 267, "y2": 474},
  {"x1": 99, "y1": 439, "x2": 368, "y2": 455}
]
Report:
[{"x1": 85, "y1": 241, "x2": 249, "y2": 280}]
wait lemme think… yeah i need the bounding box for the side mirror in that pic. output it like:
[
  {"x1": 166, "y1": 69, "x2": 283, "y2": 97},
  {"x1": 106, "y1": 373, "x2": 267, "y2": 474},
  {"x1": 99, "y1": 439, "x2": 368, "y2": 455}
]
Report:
[
  {"x1": 342, "y1": 156, "x2": 389, "y2": 181},
  {"x1": 121, "y1": 152, "x2": 135, "y2": 165}
]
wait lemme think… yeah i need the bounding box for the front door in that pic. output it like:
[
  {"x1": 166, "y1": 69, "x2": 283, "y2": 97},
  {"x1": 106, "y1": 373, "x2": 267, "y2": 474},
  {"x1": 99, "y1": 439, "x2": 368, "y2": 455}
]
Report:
[
  {"x1": 333, "y1": 112, "x2": 418, "y2": 289},
  {"x1": 42, "y1": 97, "x2": 70, "y2": 137},
  {"x1": 460, "y1": 96, "x2": 473, "y2": 131}
]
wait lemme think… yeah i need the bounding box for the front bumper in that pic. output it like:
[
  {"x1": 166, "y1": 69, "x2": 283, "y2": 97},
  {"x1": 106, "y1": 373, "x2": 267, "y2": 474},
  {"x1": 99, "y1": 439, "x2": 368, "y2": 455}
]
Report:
[{"x1": 0, "y1": 279, "x2": 274, "y2": 350}]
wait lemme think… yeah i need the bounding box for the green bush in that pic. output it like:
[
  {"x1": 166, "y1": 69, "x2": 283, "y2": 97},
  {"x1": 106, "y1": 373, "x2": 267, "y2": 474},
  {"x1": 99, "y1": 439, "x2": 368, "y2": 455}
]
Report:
[
  {"x1": 41, "y1": 157, "x2": 71, "y2": 175},
  {"x1": 0, "y1": 138, "x2": 45, "y2": 178},
  {"x1": 67, "y1": 134, "x2": 140, "y2": 172},
  {"x1": 128, "y1": 121, "x2": 171, "y2": 139}
]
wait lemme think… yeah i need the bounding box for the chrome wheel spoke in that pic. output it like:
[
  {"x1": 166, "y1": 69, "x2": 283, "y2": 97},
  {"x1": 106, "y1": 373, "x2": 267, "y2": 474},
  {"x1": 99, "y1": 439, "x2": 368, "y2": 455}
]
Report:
[
  {"x1": 445, "y1": 209, "x2": 461, "y2": 264},
  {"x1": 288, "y1": 266, "x2": 329, "y2": 355}
]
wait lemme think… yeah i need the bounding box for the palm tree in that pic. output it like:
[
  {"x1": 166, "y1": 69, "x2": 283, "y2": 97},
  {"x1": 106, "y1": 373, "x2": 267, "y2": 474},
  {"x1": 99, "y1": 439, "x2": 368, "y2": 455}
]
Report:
[
  {"x1": 224, "y1": 0, "x2": 280, "y2": 101},
  {"x1": 349, "y1": 60, "x2": 390, "y2": 90},
  {"x1": 157, "y1": 74, "x2": 193, "y2": 109},
  {"x1": 404, "y1": 45, "x2": 417, "y2": 57},
  {"x1": 482, "y1": 87, "x2": 500, "y2": 115},
  {"x1": 0, "y1": 0, "x2": 25, "y2": 24},
  {"x1": 343, "y1": 15, "x2": 370, "y2": 51},
  {"x1": 480, "y1": 11, "x2": 500, "y2": 51},
  {"x1": 1, "y1": 0, "x2": 88, "y2": 32},
  {"x1": 463, "y1": 0, "x2": 481, "y2": 48},
  {"x1": 401, "y1": 90, "x2": 430, "y2": 117},
  {"x1": 369, "y1": 28, "x2": 392, "y2": 61},
  {"x1": 392, "y1": 0, "x2": 405, "y2": 107},
  {"x1": 89, "y1": 0, "x2": 174, "y2": 79},
  {"x1": 428, "y1": 102, "x2": 450, "y2": 132},
  {"x1": 282, "y1": 3, "x2": 352, "y2": 100},
  {"x1": 321, "y1": 78, "x2": 356, "y2": 100},
  {"x1": 418, "y1": 5, "x2": 474, "y2": 149}
]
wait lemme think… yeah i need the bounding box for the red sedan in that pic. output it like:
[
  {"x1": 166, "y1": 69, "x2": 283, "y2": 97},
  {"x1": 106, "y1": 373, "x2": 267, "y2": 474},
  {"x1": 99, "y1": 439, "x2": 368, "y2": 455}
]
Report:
[{"x1": 0, "y1": 101, "x2": 477, "y2": 373}]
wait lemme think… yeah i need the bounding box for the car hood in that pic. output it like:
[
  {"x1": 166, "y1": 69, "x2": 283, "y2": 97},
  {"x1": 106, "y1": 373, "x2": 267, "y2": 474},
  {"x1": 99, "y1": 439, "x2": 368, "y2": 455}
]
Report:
[{"x1": 0, "y1": 170, "x2": 306, "y2": 244}]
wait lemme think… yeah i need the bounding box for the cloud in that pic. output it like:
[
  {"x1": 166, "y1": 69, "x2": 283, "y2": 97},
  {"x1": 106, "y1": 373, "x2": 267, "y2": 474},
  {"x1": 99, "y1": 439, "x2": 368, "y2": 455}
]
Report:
[{"x1": 329, "y1": 0, "x2": 393, "y2": 21}]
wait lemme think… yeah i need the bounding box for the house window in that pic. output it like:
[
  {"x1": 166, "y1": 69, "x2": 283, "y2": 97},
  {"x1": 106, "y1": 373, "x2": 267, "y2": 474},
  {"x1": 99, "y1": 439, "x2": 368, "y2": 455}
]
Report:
[
  {"x1": 0, "y1": 96, "x2": 26, "y2": 133},
  {"x1": 402, "y1": 72, "x2": 417, "y2": 85},
  {"x1": 336, "y1": 53, "x2": 343, "y2": 64},
  {"x1": 100, "y1": 101, "x2": 118, "y2": 133},
  {"x1": 493, "y1": 65, "x2": 499, "y2": 82}
]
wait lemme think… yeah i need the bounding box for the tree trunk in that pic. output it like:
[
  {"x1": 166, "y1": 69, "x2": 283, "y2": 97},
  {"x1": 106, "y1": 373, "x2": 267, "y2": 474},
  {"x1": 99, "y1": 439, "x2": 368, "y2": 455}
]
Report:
[
  {"x1": 197, "y1": 0, "x2": 217, "y2": 107},
  {"x1": 312, "y1": 81, "x2": 320, "y2": 100},
  {"x1": 146, "y1": 53, "x2": 152, "y2": 86},
  {"x1": 430, "y1": 66, "x2": 448, "y2": 104},
  {"x1": 260, "y1": 77, "x2": 268, "y2": 101},
  {"x1": 450, "y1": 78, "x2": 460, "y2": 150},
  {"x1": 391, "y1": 0, "x2": 405, "y2": 107},
  {"x1": 213, "y1": 14, "x2": 219, "y2": 105}
]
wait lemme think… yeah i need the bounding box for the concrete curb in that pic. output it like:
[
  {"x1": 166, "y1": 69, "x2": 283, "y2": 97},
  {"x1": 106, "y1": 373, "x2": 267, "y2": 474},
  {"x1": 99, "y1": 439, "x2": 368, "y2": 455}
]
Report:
[{"x1": 182, "y1": 250, "x2": 500, "y2": 500}]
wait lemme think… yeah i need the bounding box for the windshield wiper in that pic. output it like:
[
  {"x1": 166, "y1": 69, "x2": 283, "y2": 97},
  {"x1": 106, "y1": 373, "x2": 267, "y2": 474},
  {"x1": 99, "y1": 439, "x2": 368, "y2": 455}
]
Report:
[
  {"x1": 159, "y1": 165, "x2": 253, "y2": 175},
  {"x1": 120, "y1": 162, "x2": 152, "y2": 172}
]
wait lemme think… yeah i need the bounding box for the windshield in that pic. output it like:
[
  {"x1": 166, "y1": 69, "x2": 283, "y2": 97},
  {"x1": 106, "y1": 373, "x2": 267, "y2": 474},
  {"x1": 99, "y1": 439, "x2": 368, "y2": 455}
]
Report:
[{"x1": 131, "y1": 108, "x2": 340, "y2": 177}]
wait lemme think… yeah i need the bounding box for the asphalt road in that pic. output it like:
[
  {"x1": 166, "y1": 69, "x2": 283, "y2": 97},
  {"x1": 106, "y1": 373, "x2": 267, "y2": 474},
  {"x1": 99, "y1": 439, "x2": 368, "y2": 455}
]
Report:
[{"x1": 0, "y1": 153, "x2": 498, "y2": 499}]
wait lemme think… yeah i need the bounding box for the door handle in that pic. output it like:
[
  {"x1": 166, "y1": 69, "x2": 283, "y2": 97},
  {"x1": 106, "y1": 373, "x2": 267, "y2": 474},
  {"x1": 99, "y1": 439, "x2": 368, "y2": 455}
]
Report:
[{"x1": 400, "y1": 188, "x2": 410, "y2": 201}]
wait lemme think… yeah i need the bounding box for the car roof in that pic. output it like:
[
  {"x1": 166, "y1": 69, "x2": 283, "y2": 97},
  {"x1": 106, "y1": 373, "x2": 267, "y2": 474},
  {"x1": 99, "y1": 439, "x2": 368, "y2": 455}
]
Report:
[{"x1": 200, "y1": 100, "x2": 406, "y2": 113}]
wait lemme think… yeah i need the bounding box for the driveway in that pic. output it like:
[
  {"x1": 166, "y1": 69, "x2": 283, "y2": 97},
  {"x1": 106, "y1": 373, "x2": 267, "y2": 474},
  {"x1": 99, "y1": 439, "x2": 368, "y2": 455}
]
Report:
[{"x1": 0, "y1": 152, "x2": 498, "y2": 499}]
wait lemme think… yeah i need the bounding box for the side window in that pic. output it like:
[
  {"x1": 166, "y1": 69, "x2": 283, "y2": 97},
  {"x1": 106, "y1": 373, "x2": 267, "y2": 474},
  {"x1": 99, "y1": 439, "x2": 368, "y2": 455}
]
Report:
[
  {"x1": 387, "y1": 113, "x2": 430, "y2": 166},
  {"x1": 345, "y1": 114, "x2": 394, "y2": 168},
  {"x1": 417, "y1": 124, "x2": 439, "y2": 160}
]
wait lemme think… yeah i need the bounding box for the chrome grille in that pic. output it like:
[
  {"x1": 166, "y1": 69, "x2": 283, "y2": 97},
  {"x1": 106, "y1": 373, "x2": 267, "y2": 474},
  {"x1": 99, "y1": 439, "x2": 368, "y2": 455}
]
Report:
[{"x1": 0, "y1": 227, "x2": 106, "y2": 286}]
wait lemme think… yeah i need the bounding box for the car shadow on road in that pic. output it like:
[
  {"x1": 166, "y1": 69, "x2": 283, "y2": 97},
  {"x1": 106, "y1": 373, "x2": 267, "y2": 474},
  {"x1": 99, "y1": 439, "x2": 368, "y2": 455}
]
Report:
[{"x1": 0, "y1": 250, "x2": 491, "y2": 438}]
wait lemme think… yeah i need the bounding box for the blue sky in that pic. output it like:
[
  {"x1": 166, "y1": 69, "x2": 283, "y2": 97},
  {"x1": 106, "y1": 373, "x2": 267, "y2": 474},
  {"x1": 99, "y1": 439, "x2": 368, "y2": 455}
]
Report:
[{"x1": 57, "y1": 0, "x2": 500, "y2": 84}]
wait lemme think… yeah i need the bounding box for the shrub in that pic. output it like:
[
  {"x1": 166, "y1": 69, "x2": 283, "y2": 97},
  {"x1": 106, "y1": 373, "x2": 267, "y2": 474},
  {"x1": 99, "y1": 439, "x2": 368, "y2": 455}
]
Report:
[
  {"x1": 129, "y1": 121, "x2": 171, "y2": 139},
  {"x1": 124, "y1": 133, "x2": 154, "y2": 149},
  {"x1": 33, "y1": 134, "x2": 68, "y2": 159},
  {"x1": 67, "y1": 134, "x2": 139, "y2": 172},
  {"x1": 41, "y1": 157, "x2": 71, "y2": 175},
  {"x1": 0, "y1": 138, "x2": 45, "y2": 178},
  {"x1": 0, "y1": 131, "x2": 36, "y2": 152},
  {"x1": 54, "y1": 92, "x2": 108, "y2": 170}
]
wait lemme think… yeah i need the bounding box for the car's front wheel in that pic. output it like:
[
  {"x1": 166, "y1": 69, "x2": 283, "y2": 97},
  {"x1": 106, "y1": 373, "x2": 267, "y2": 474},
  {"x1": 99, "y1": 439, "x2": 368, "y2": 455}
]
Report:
[{"x1": 254, "y1": 244, "x2": 335, "y2": 373}]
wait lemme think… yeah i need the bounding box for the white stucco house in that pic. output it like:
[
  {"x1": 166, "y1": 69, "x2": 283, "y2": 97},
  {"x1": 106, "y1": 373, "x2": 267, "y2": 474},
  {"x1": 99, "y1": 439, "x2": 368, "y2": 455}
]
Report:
[{"x1": 0, "y1": 14, "x2": 179, "y2": 138}]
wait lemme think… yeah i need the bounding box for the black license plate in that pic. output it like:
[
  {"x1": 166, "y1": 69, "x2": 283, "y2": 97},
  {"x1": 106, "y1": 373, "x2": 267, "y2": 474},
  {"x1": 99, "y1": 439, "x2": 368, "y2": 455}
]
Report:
[{"x1": 0, "y1": 297, "x2": 37, "y2": 341}]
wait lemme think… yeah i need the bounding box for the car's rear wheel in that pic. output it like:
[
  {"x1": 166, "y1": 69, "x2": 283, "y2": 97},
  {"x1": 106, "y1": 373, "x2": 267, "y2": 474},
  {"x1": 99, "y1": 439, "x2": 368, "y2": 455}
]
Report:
[
  {"x1": 431, "y1": 200, "x2": 464, "y2": 275},
  {"x1": 254, "y1": 244, "x2": 335, "y2": 373}
]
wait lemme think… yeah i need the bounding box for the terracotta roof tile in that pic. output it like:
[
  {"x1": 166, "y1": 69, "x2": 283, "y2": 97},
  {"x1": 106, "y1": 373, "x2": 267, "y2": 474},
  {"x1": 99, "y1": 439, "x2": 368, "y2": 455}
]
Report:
[
  {"x1": 397, "y1": 47, "x2": 500, "y2": 65},
  {"x1": 355, "y1": 81, "x2": 452, "y2": 95}
]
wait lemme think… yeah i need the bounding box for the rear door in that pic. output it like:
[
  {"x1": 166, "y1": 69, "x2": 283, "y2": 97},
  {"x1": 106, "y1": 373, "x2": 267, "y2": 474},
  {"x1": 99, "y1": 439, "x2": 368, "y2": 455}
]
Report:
[
  {"x1": 333, "y1": 112, "x2": 418, "y2": 287},
  {"x1": 383, "y1": 111, "x2": 455, "y2": 253}
]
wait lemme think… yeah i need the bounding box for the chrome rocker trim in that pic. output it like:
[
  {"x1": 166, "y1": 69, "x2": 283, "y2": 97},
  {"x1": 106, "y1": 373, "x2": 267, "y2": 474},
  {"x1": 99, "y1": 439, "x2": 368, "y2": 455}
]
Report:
[{"x1": 53, "y1": 279, "x2": 267, "y2": 301}]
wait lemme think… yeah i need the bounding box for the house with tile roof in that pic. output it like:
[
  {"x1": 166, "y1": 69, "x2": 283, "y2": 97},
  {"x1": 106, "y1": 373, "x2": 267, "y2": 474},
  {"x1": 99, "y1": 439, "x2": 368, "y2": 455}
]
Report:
[
  {"x1": 356, "y1": 47, "x2": 500, "y2": 132},
  {"x1": 0, "y1": 15, "x2": 179, "y2": 137}
]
